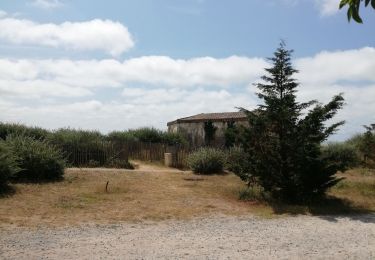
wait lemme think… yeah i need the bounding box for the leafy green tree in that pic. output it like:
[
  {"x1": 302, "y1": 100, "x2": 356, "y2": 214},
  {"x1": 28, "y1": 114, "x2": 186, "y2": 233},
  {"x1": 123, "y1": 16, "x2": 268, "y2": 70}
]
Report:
[
  {"x1": 340, "y1": 0, "x2": 375, "y2": 23},
  {"x1": 236, "y1": 42, "x2": 345, "y2": 202}
]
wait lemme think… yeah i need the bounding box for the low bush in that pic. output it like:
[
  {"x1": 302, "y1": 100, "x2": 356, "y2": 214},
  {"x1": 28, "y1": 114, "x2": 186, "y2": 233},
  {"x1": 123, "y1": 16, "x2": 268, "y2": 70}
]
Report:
[
  {"x1": 321, "y1": 142, "x2": 360, "y2": 172},
  {"x1": 187, "y1": 147, "x2": 225, "y2": 174},
  {"x1": 225, "y1": 146, "x2": 247, "y2": 173},
  {"x1": 6, "y1": 135, "x2": 66, "y2": 182},
  {"x1": 225, "y1": 147, "x2": 258, "y2": 186},
  {"x1": 0, "y1": 141, "x2": 20, "y2": 192},
  {"x1": 238, "y1": 186, "x2": 270, "y2": 201},
  {"x1": 87, "y1": 160, "x2": 100, "y2": 168},
  {"x1": 105, "y1": 158, "x2": 134, "y2": 169},
  {"x1": 162, "y1": 132, "x2": 188, "y2": 145}
]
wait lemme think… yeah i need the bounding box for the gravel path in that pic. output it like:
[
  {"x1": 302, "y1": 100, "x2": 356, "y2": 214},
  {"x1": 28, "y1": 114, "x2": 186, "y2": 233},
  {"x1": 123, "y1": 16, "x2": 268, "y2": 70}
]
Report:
[{"x1": 1, "y1": 214, "x2": 375, "y2": 259}]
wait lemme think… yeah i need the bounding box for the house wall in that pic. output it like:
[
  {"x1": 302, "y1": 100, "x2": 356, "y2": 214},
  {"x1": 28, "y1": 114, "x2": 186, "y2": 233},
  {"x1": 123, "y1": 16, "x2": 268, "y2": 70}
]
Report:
[{"x1": 168, "y1": 120, "x2": 249, "y2": 147}]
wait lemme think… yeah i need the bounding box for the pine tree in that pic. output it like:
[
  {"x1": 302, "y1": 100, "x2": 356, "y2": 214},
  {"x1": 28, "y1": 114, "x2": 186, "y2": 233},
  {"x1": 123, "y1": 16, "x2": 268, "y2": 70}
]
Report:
[{"x1": 237, "y1": 42, "x2": 345, "y2": 202}]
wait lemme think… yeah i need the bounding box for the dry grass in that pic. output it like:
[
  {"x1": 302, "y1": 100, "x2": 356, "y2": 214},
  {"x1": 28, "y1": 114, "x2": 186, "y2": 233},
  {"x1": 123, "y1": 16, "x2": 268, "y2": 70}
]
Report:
[
  {"x1": 1, "y1": 164, "x2": 374, "y2": 228},
  {"x1": 330, "y1": 168, "x2": 375, "y2": 211},
  {"x1": 0, "y1": 164, "x2": 257, "y2": 227},
  {"x1": 267, "y1": 168, "x2": 375, "y2": 216}
]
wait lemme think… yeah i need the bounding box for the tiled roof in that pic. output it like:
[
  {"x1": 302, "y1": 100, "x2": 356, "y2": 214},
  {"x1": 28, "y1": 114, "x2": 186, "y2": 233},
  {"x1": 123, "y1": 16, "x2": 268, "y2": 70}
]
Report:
[{"x1": 167, "y1": 112, "x2": 247, "y2": 125}]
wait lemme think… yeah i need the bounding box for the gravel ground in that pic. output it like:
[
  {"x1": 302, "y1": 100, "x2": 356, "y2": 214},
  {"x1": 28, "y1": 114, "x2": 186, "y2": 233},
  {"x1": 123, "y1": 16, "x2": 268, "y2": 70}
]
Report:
[{"x1": 1, "y1": 214, "x2": 375, "y2": 259}]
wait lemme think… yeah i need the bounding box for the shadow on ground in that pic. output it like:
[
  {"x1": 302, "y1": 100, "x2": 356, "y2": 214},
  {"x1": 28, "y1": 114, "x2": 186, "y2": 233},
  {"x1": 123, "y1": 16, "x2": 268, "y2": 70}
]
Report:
[
  {"x1": 269, "y1": 196, "x2": 375, "y2": 223},
  {"x1": 0, "y1": 185, "x2": 16, "y2": 198}
]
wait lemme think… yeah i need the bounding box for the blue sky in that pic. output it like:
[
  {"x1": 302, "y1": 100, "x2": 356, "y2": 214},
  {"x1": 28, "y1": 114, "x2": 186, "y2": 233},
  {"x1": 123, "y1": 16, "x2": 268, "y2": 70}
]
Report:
[{"x1": 0, "y1": 0, "x2": 374, "y2": 140}]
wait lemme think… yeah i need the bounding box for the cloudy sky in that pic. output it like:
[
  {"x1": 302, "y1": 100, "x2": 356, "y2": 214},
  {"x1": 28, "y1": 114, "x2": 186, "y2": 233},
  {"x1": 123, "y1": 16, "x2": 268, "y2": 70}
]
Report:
[{"x1": 0, "y1": 0, "x2": 374, "y2": 140}]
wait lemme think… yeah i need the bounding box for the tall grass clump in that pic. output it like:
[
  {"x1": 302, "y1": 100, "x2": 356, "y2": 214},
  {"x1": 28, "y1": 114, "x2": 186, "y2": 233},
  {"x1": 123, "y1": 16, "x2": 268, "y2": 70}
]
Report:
[
  {"x1": 6, "y1": 135, "x2": 66, "y2": 182},
  {"x1": 0, "y1": 122, "x2": 49, "y2": 140},
  {"x1": 321, "y1": 142, "x2": 360, "y2": 172},
  {"x1": 0, "y1": 141, "x2": 20, "y2": 192},
  {"x1": 187, "y1": 147, "x2": 225, "y2": 174}
]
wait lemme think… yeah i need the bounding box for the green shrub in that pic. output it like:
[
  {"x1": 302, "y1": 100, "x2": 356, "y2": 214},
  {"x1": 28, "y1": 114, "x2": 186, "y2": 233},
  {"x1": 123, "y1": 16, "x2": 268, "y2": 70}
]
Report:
[
  {"x1": 6, "y1": 135, "x2": 66, "y2": 182},
  {"x1": 130, "y1": 127, "x2": 164, "y2": 143},
  {"x1": 48, "y1": 128, "x2": 104, "y2": 147},
  {"x1": 48, "y1": 128, "x2": 108, "y2": 166},
  {"x1": 108, "y1": 128, "x2": 187, "y2": 145},
  {"x1": 359, "y1": 125, "x2": 375, "y2": 166},
  {"x1": 105, "y1": 158, "x2": 134, "y2": 169},
  {"x1": 226, "y1": 146, "x2": 246, "y2": 172},
  {"x1": 346, "y1": 133, "x2": 363, "y2": 147},
  {"x1": 0, "y1": 141, "x2": 20, "y2": 191},
  {"x1": 0, "y1": 122, "x2": 49, "y2": 140},
  {"x1": 187, "y1": 147, "x2": 225, "y2": 174},
  {"x1": 238, "y1": 186, "x2": 270, "y2": 201},
  {"x1": 87, "y1": 160, "x2": 100, "y2": 168},
  {"x1": 107, "y1": 131, "x2": 138, "y2": 143},
  {"x1": 161, "y1": 132, "x2": 187, "y2": 145},
  {"x1": 225, "y1": 146, "x2": 258, "y2": 185},
  {"x1": 321, "y1": 142, "x2": 360, "y2": 171}
]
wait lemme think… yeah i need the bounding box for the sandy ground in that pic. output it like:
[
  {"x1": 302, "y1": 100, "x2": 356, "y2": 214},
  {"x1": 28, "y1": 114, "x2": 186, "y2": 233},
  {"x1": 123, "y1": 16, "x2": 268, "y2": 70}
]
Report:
[{"x1": 1, "y1": 214, "x2": 375, "y2": 260}]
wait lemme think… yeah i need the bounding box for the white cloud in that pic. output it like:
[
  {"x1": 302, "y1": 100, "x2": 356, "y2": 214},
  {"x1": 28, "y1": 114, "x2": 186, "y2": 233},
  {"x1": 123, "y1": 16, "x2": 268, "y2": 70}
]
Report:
[
  {"x1": 0, "y1": 17, "x2": 134, "y2": 56},
  {"x1": 0, "y1": 56, "x2": 267, "y2": 97},
  {"x1": 314, "y1": 0, "x2": 340, "y2": 16},
  {"x1": 31, "y1": 0, "x2": 63, "y2": 9},
  {"x1": 295, "y1": 47, "x2": 375, "y2": 84},
  {"x1": 0, "y1": 48, "x2": 374, "y2": 140},
  {"x1": 0, "y1": 79, "x2": 92, "y2": 98},
  {"x1": 0, "y1": 89, "x2": 256, "y2": 132}
]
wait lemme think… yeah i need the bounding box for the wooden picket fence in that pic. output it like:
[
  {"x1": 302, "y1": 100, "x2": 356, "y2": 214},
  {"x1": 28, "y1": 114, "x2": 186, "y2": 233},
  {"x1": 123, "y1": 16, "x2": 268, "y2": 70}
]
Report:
[
  {"x1": 60, "y1": 141, "x2": 191, "y2": 168},
  {"x1": 122, "y1": 142, "x2": 191, "y2": 169}
]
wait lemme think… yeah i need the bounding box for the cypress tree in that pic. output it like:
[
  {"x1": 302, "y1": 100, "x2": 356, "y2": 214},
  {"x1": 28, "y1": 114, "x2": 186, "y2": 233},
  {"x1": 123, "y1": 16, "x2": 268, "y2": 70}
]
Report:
[{"x1": 237, "y1": 42, "x2": 345, "y2": 202}]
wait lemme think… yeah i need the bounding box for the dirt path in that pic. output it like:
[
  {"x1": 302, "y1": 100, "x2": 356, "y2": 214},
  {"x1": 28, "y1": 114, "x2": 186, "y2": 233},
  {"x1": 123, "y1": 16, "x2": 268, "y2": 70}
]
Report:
[
  {"x1": 69, "y1": 160, "x2": 186, "y2": 173},
  {"x1": 1, "y1": 214, "x2": 374, "y2": 259}
]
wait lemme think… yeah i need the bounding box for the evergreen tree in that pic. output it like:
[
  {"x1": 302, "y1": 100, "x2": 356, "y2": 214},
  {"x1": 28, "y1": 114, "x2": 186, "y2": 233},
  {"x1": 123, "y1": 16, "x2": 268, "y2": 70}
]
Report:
[{"x1": 237, "y1": 42, "x2": 345, "y2": 202}]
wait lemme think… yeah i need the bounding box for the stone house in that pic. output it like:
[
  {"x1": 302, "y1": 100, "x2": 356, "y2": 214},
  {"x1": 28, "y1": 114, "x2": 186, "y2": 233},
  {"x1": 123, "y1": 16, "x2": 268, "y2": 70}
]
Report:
[{"x1": 167, "y1": 112, "x2": 248, "y2": 147}]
